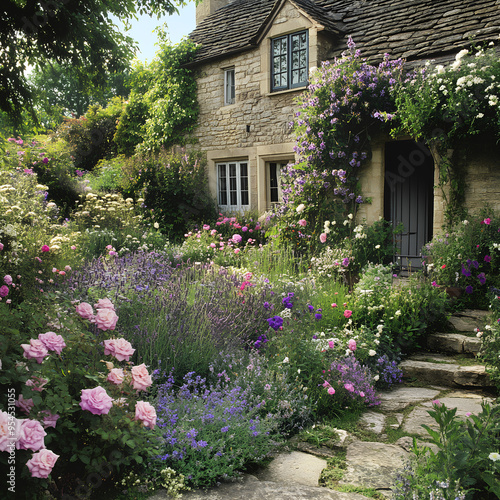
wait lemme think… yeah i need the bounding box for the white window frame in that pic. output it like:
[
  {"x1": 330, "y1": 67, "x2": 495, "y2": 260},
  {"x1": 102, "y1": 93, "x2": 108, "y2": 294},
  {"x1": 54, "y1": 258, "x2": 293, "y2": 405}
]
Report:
[
  {"x1": 224, "y1": 68, "x2": 235, "y2": 105},
  {"x1": 217, "y1": 161, "x2": 249, "y2": 212}
]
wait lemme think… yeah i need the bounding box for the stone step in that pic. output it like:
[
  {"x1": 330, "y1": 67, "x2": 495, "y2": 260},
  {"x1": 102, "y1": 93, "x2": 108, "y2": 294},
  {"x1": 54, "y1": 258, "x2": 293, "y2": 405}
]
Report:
[
  {"x1": 447, "y1": 309, "x2": 489, "y2": 332},
  {"x1": 426, "y1": 332, "x2": 482, "y2": 356},
  {"x1": 400, "y1": 355, "x2": 493, "y2": 388}
]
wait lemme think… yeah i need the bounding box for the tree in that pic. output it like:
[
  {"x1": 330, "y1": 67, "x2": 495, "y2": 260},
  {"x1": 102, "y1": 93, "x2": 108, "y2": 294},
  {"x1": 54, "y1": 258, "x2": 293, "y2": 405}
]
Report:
[
  {"x1": 29, "y1": 62, "x2": 129, "y2": 124},
  {"x1": 0, "y1": 0, "x2": 187, "y2": 130},
  {"x1": 114, "y1": 35, "x2": 199, "y2": 155}
]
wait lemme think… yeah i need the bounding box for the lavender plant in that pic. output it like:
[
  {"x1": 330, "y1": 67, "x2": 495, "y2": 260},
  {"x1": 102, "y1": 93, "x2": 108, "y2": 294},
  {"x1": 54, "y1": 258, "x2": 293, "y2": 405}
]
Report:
[{"x1": 153, "y1": 351, "x2": 313, "y2": 488}]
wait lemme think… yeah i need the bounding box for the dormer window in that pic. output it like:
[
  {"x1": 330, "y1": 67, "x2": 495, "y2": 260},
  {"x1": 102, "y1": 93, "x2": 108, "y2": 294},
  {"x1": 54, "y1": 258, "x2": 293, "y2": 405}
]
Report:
[
  {"x1": 224, "y1": 67, "x2": 235, "y2": 105},
  {"x1": 271, "y1": 31, "x2": 308, "y2": 92}
]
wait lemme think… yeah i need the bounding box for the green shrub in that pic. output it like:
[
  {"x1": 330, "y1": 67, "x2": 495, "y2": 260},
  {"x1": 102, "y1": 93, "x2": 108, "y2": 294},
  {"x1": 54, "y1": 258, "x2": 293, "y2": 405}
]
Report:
[
  {"x1": 393, "y1": 401, "x2": 500, "y2": 499},
  {"x1": 123, "y1": 150, "x2": 218, "y2": 241},
  {"x1": 423, "y1": 209, "x2": 500, "y2": 309},
  {"x1": 57, "y1": 98, "x2": 124, "y2": 172}
]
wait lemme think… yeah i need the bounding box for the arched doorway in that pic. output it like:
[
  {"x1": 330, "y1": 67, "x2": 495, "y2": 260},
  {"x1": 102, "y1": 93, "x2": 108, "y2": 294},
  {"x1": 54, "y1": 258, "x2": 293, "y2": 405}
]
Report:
[{"x1": 384, "y1": 140, "x2": 434, "y2": 270}]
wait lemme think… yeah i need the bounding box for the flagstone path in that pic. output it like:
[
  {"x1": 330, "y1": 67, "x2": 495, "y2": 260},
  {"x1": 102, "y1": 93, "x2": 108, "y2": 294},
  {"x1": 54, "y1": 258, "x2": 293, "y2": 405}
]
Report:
[
  {"x1": 150, "y1": 309, "x2": 496, "y2": 499},
  {"x1": 149, "y1": 385, "x2": 495, "y2": 500}
]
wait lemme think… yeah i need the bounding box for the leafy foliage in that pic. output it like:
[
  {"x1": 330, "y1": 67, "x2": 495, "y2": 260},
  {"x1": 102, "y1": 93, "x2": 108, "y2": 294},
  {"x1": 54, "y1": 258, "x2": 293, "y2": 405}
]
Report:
[
  {"x1": 57, "y1": 98, "x2": 125, "y2": 172},
  {"x1": 0, "y1": 0, "x2": 187, "y2": 130}
]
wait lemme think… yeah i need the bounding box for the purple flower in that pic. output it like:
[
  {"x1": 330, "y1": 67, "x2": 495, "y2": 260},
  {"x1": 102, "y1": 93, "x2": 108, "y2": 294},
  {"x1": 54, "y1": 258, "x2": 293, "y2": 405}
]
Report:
[
  {"x1": 315, "y1": 313, "x2": 322, "y2": 320},
  {"x1": 267, "y1": 316, "x2": 284, "y2": 331},
  {"x1": 465, "y1": 285, "x2": 474, "y2": 294},
  {"x1": 484, "y1": 255, "x2": 491, "y2": 263}
]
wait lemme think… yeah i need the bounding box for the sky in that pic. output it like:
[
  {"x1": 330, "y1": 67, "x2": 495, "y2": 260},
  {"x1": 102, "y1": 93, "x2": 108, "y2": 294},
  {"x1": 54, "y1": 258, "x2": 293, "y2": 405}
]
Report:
[{"x1": 116, "y1": 3, "x2": 197, "y2": 63}]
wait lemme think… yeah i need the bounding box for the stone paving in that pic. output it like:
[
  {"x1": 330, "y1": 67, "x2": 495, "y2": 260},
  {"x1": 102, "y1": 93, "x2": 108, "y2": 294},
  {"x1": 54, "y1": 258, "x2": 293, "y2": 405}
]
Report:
[{"x1": 149, "y1": 385, "x2": 495, "y2": 500}]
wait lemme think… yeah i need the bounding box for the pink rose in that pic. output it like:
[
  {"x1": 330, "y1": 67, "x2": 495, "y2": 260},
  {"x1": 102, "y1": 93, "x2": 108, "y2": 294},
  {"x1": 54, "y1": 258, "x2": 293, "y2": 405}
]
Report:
[
  {"x1": 232, "y1": 234, "x2": 242, "y2": 244},
  {"x1": 131, "y1": 364, "x2": 152, "y2": 391},
  {"x1": 344, "y1": 383, "x2": 355, "y2": 392},
  {"x1": 320, "y1": 233, "x2": 327, "y2": 243},
  {"x1": 104, "y1": 338, "x2": 135, "y2": 362},
  {"x1": 21, "y1": 339, "x2": 49, "y2": 363},
  {"x1": 0, "y1": 285, "x2": 9, "y2": 297},
  {"x1": 80, "y1": 386, "x2": 113, "y2": 415},
  {"x1": 16, "y1": 419, "x2": 46, "y2": 451},
  {"x1": 94, "y1": 298, "x2": 115, "y2": 311},
  {"x1": 26, "y1": 449, "x2": 59, "y2": 478},
  {"x1": 38, "y1": 332, "x2": 66, "y2": 354},
  {"x1": 107, "y1": 368, "x2": 124, "y2": 385},
  {"x1": 95, "y1": 308, "x2": 118, "y2": 331},
  {"x1": 41, "y1": 411, "x2": 59, "y2": 429},
  {"x1": 328, "y1": 340, "x2": 335, "y2": 349},
  {"x1": 16, "y1": 395, "x2": 34, "y2": 415},
  {"x1": 0, "y1": 411, "x2": 20, "y2": 451},
  {"x1": 344, "y1": 310, "x2": 353, "y2": 319},
  {"x1": 0, "y1": 243, "x2": 3, "y2": 250},
  {"x1": 298, "y1": 219, "x2": 307, "y2": 227},
  {"x1": 348, "y1": 339, "x2": 357, "y2": 351},
  {"x1": 4, "y1": 275, "x2": 12, "y2": 285},
  {"x1": 41, "y1": 245, "x2": 50, "y2": 252},
  {"x1": 135, "y1": 401, "x2": 157, "y2": 429},
  {"x1": 327, "y1": 387, "x2": 335, "y2": 395},
  {"x1": 75, "y1": 302, "x2": 94, "y2": 320},
  {"x1": 26, "y1": 376, "x2": 48, "y2": 392}
]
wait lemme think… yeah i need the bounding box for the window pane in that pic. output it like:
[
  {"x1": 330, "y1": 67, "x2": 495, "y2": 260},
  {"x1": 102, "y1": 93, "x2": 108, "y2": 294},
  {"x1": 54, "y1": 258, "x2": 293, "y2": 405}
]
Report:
[
  {"x1": 280, "y1": 39, "x2": 287, "y2": 53},
  {"x1": 272, "y1": 39, "x2": 280, "y2": 57},
  {"x1": 292, "y1": 35, "x2": 299, "y2": 52},
  {"x1": 299, "y1": 69, "x2": 307, "y2": 83},
  {"x1": 299, "y1": 51, "x2": 307, "y2": 68},
  {"x1": 218, "y1": 164, "x2": 227, "y2": 206},
  {"x1": 229, "y1": 163, "x2": 237, "y2": 205},
  {"x1": 281, "y1": 73, "x2": 287, "y2": 87},
  {"x1": 292, "y1": 70, "x2": 299, "y2": 84},
  {"x1": 300, "y1": 32, "x2": 307, "y2": 47},
  {"x1": 270, "y1": 162, "x2": 278, "y2": 202},
  {"x1": 240, "y1": 163, "x2": 248, "y2": 206}
]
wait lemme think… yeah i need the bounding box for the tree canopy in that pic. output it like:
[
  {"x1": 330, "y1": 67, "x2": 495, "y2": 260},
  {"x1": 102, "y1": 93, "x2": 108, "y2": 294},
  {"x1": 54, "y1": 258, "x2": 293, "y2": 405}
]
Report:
[{"x1": 0, "y1": 0, "x2": 187, "y2": 130}]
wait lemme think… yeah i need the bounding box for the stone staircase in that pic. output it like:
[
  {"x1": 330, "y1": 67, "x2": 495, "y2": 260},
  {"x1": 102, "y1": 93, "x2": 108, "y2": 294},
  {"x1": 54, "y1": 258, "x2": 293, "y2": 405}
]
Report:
[{"x1": 400, "y1": 309, "x2": 494, "y2": 389}]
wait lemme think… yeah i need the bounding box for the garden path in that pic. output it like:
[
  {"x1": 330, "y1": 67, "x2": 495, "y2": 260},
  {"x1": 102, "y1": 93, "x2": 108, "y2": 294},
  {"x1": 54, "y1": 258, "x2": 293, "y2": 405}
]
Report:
[
  {"x1": 149, "y1": 385, "x2": 494, "y2": 500},
  {"x1": 150, "y1": 310, "x2": 496, "y2": 499}
]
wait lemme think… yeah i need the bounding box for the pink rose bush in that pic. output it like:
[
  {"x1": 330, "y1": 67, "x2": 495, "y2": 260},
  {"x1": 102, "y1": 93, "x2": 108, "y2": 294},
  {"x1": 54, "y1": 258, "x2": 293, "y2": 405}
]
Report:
[
  {"x1": 95, "y1": 298, "x2": 115, "y2": 310},
  {"x1": 80, "y1": 386, "x2": 114, "y2": 415},
  {"x1": 104, "y1": 338, "x2": 135, "y2": 361},
  {"x1": 3, "y1": 294, "x2": 161, "y2": 489},
  {"x1": 135, "y1": 401, "x2": 157, "y2": 429},
  {"x1": 21, "y1": 339, "x2": 49, "y2": 363},
  {"x1": 0, "y1": 285, "x2": 9, "y2": 297},
  {"x1": 16, "y1": 419, "x2": 46, "y2": 451},
  {"x1": 75, "y1": 302, "x2": 94, "y2": 320},
  {"x1": 38, "y1": 331, "x2": 66, "y2": 354},
  {"x1": 131, "y1": 364, "x2": 153, "y2": 391},
  {"x1": 26, "y1": 449, "x2": 59, "y2": 479},
  {"x1": 95, "y1": 308, "x2": 119, "y2": 331},
  {"x1": 107, "y1": 368, "x2": 125, "y2": 385}
]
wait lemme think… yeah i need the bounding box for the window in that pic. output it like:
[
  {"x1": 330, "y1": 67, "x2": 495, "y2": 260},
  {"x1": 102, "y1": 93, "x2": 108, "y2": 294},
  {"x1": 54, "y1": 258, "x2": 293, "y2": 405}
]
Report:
[
  {"x1": 217, "y1": 161, "x2": 249, "y2": 210},
  {"x1": 268, "y1": 161, "x2": 290, "y2": 205},
  {"x1": 224, "y1": 68, "x2": 235, "y2": 105},
  {"x1": 271, "y1": 31, "x2": 308, "y2": 92}
]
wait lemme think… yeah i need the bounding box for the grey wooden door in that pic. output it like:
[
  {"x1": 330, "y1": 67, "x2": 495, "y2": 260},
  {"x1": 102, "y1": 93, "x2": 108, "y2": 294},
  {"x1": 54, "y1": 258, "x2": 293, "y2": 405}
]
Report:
[{"x1": 384, "y1": 140, "x2": 434, "y2": 269}]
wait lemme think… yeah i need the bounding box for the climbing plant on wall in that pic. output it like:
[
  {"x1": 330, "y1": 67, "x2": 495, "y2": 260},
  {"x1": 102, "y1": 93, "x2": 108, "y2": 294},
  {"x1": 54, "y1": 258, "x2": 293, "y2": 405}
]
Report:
[
  {"x1": 391, "y1": 45, "x2": 500, "y2": 227},
  {"x1": 274, "y1": 37, "x2": 404, "y2": 252}
]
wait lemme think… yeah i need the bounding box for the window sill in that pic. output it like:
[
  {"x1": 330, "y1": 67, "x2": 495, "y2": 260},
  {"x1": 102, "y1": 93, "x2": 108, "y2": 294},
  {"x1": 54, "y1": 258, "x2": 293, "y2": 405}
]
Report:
[{"x1": 266, "y1": 86, "x2": 307, "y2": 97}]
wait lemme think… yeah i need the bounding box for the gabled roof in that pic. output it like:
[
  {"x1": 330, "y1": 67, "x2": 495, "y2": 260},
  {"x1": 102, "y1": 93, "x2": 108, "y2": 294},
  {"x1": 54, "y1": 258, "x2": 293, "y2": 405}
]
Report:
[{"x1": 189, "y1": 0, "x2": 500, "y2": 65}]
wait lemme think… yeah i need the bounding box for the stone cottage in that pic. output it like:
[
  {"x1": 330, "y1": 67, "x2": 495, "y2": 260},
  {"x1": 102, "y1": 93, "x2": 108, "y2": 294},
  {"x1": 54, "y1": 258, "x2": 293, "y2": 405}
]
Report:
[{"x1": 187, "y1": 0, "x2": 500, "y2": 267}]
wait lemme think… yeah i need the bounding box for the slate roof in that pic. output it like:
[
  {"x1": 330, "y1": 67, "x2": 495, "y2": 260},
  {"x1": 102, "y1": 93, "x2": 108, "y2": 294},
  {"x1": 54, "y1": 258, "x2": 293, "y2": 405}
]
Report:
[{"x1": 188, "y1": 0, "x2": 500, "y2": 65}]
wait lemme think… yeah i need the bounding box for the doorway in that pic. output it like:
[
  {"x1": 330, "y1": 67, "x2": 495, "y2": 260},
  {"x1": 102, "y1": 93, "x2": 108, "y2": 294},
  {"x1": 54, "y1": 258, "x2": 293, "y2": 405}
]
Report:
[{"x1": 384, "y1": 140, "x2": 434, "y2": 269}]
